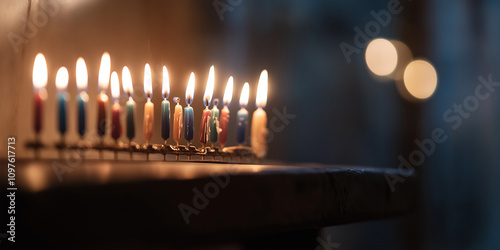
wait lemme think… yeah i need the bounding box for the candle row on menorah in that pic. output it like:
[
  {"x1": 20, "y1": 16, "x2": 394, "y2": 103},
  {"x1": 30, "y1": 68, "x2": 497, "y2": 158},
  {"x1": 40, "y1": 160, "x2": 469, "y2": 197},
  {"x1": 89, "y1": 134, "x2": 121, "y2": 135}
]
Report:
[{"x1": 31, "y1": 52, "x2": 269, "y2": 158}]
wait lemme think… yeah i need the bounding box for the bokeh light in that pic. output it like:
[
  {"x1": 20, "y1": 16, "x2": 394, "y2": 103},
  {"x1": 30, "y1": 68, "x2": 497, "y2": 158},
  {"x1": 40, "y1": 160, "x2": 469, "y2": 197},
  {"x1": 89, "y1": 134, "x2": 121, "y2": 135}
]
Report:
[
  {"x1": 403, "y1": 60, "x2": 438, "y2": 100},
  {"x1": 365, "y1": 38, "x2": 398, "y2": 76}
]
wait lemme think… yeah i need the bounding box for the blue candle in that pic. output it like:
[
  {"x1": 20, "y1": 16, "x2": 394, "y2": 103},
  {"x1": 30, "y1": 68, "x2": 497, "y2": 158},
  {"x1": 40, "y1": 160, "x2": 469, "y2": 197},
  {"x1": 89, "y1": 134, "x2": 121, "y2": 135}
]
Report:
[
  {"x1": 210, "y1": 98, "x2": 220, "y2": 144},
  {"x1": 161, "y1": 66, "x2": 171, "y2": 143},
  {"x1": 57, "y1": 92, "x2": 67, "y2": 135},
  {"x1": 184, "y1": 105, "x2": 194, "y2": 143},
  {"x1": 161, "y1": 100, "x2": 170, "y2": 141},
  {"x1": 76, "y1": 58, "x2": 88, "y2": 137},
  {"x1": 237, "y1": 83, "x2": 250, "y2": 145},
  {"x1": 77, "y1": 93, "x2": 87, "y2": 136},
  {"x1": 55, "y1": 67, "x2": 69, "y2": 136},
  {"x1": 184, "y1": 72, "x2": 195, "y2": 145},
  {"x1": 122, "y1": 66, "x2": 135, "y2": 141}
]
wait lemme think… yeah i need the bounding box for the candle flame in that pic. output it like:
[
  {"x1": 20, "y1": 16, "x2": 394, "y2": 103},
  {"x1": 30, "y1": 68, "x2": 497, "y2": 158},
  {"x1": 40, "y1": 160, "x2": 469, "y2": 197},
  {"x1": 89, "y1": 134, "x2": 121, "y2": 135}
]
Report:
[
  {"x1": 55, "y1": 67, "x2": 69, "y2": 90},
  {"x1": 110, "y1": 71, "x2": 120, "y2": 100},
  {"x1": 76, "y1": 57, "x2": 88, "y2": 90},
  {"x1": 256, "y1": 70, "x2": 268, "y2": 108},
  {"x1": 144, "y1": 63, "x2": 152, "y2": 99},
  {"x1": 162, "y1": 66, "x2": 170, "y2": 99},
  {"x1": 203, "y1": 65, "x2": 215, "y2": 107},
  {"x1": 32, "y1": 53, "x2": 48, "y2": 89},
  {"x1": 122, "y1": 66, "x2": 133, "y2": 98},
  {"x1": 239, "y1": 82, "x2": 249, "y2": 108},
  {"x1": 98, "y1": 52, "x2": 111, "y2": 91},
  {"x1": 100, "y1": 93, "x2": 108, "y2": 102},
  {"x1": 223, "y1": 76, "x2": 233, "y2": 106},
  {"x1": 186, "y1": 72, "x2": 195, "y2": 105}
]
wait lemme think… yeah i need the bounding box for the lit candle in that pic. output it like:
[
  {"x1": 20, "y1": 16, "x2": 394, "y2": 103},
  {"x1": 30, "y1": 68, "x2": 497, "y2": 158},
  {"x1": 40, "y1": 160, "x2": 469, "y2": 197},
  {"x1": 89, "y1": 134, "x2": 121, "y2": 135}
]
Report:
[
  {"x1": 210, "y1": 99, "x2": 220, "y2": 146},
  {"x1": 237, "y1": 82, "x2": 249, "y2": 145},
  {"x1": 110, "y1": 71, "x2": 122, "y2": 142},
  {"x1": 55, "y1": 67, "x2": 69, "y2": 137},
  {"x1": 32, "y1": 53, "x2": 48, "y2": 137},
  {"x1": 76, "y1": 58, "x2": 88, "y2": 138},
  {"x1": 219, "y1": 76, "x2": 233, "y2": 148},
  {"x1": 251, "y1": 70, "x2": 269, "y2": 158},
  {"x1": 122, "y1": 66, "x2": 135, "y2": 142},
  {"x1": 184, "y1": 72, "x2": 195, "y2": 145},
  {"x1": 97, "y1": 52, "x2": 111, "y2": 140},
  {"x1": 200, "y1": 66, "x2": 214, "y2": 147},
  {"x1": 143, "y1": 63, "x2": 154, "y2": 145},
  {"x1": 173, "y1": 97, "x2": 183, "y2": 146},
  {"x1": 161, "y1": 66, "x2": 170, "y2": 144}
]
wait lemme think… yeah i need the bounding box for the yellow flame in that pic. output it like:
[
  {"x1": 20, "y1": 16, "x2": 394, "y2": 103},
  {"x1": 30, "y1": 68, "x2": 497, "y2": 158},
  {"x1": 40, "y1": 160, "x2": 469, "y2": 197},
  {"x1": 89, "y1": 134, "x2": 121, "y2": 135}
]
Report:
[
  {"x1": 403, "y1": 60, "x2": 438, "y2": 100},
  {"x1": 162, "y1": 66, "x2": 170, "y2": 99},
  {"x1": 98, "y1": 52, "x2": 111, "y2": 90},
  {"x1": 144, "y1": 63, "x2": 152, "y2": 98},
  {"x1": 186, "y1": 72, "x2": 195, "y2": 105},
  {"x1": 55, "y1": 67, "x2": 69, "y2": 90},
  {"x1": 256, "y1": 70, "x2": 268, "y2": 108},
  {"x1": 203, "y1": 65, "x2": 215, "y2": 106},
  {"x1": 122, "y1": 66, "x2": 133, "y2": 97},
  {"x1": 110, "y1": 71, "x2": 120, "y2": 100},
  {"x1": 239, "y1": 82, "x2": 250, "y2": 107},
  {"x1": 223, "y1": 76, "x2": 234, "y2": 106},
  {"x1": 32, "y1": 53, "x2": 48, "y2": 89},
  {"x1": 365, "y1": 38, "x2": 398, "y2": 76},
  {"x1": 76, "y1": 57, "x2": 88, "y2": 90}
]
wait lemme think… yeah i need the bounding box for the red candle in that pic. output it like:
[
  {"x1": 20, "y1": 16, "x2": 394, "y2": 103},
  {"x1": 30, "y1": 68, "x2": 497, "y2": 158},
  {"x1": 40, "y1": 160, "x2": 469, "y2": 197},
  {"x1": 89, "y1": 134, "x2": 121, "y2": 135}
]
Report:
[
  {"x1": 32, "y1": 53, "x2": 48, "y2": 136},
  {"x1": 33, "y1": 91, "x2": 44, "y2": 133},
  {"x1": 219, "y1": 106, "x2": 229, "y2": 147},
  {"x1": 110, "y1": 71, "x2": 122, "y2": 141},
  {"x1": 219, "y1": 76, "x2": 233, "y2": 148},
  {"x1": 97, "y1": 93, "x2": 108, "y2": 137},
  {"x1": 97, "y1": 52, "x2": 111, "y2": 138},
  {"x1": 111, "y1": 102, "x2": 121, "y2": 140},
  {"x1": 199, "y1": 108, "x2": 211, "y2": 145},
  {"x1": 199, "y1": 66, "x2": 215, "y2": 146}
]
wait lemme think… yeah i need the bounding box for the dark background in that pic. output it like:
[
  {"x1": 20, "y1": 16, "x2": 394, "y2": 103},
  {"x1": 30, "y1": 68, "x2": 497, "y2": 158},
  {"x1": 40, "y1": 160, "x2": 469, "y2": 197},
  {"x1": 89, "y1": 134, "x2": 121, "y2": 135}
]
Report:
[{"x1": 1, "y1": 0, "x2": 499, "y2": 249}]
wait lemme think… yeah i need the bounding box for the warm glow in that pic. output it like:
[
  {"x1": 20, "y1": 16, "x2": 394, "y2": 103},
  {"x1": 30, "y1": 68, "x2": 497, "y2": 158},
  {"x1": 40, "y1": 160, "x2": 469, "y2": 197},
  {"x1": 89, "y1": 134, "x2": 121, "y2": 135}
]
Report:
[
  {"x1": 76, "y1": 57, "x2": 88, "y2": 90},
  {"x1": 162, "y1": 66, "x2": 170, "y2": 99},
  {"x1": 55, "y1": 67, "x2": 69, "y2": 90},
  {"x1": 186, "y1": 72, "x2": 195, "y2": 105},
  {"x1": 144, "y1": 63, "x2": 152, "y2": 99},
  {"x1": 365, "y1": 38, "x2": 398, "y2": 76},
  {"x1": 256, "y1": 70, "x2": 268, "y2": 108},
  {"x1": 223, "y1": 76, "x2": 234, "y2": 106},
  {"x1": 32, "y1": 53, "x2": 48, "y2": 89},
  {"x1": 403, "y1": 60, "x2": 438, "y2": 100},
  {"x1": 98, "y1": 52, "x2": 111, "y2": 90},
  {"x1": 100, "y1": 93, "x2": 109, "y2": 102},
  {"x1": 239, "y1": 82, "x2": 250, "y2": 108},
  {"x1": 203, "y1": 65, "x2": 215, "y2": 107},
  {"x1": 122, "y1": 66, "x2": 133, "y2": 98},
  {"x1": 110, "y1": 71, "x2": 120, "y2": 100}
]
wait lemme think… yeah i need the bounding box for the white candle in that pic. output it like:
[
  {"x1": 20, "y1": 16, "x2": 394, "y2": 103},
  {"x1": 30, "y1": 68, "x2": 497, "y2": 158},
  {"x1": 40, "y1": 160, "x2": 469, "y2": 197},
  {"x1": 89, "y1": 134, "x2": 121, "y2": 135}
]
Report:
[
  {"x1": 251, "y1": 70, "x2": 269, "y2": 158},
  {"x1": 143, "y1": 63, "x2": 154, "y2": 144}
]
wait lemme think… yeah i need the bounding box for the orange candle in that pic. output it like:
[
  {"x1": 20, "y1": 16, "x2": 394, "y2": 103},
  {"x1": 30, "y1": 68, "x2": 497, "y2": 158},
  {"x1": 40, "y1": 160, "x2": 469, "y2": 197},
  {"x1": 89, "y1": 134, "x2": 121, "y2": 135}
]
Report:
[
  {"x1": 219, "y1": 76, "x2": 233, "y2": 148},
  {"x1": 173, "y1": 97, "x2": 183, "y2": 146},
  {"x1": 199, "y1": 66, "x2": 214, "y2": 146}
]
